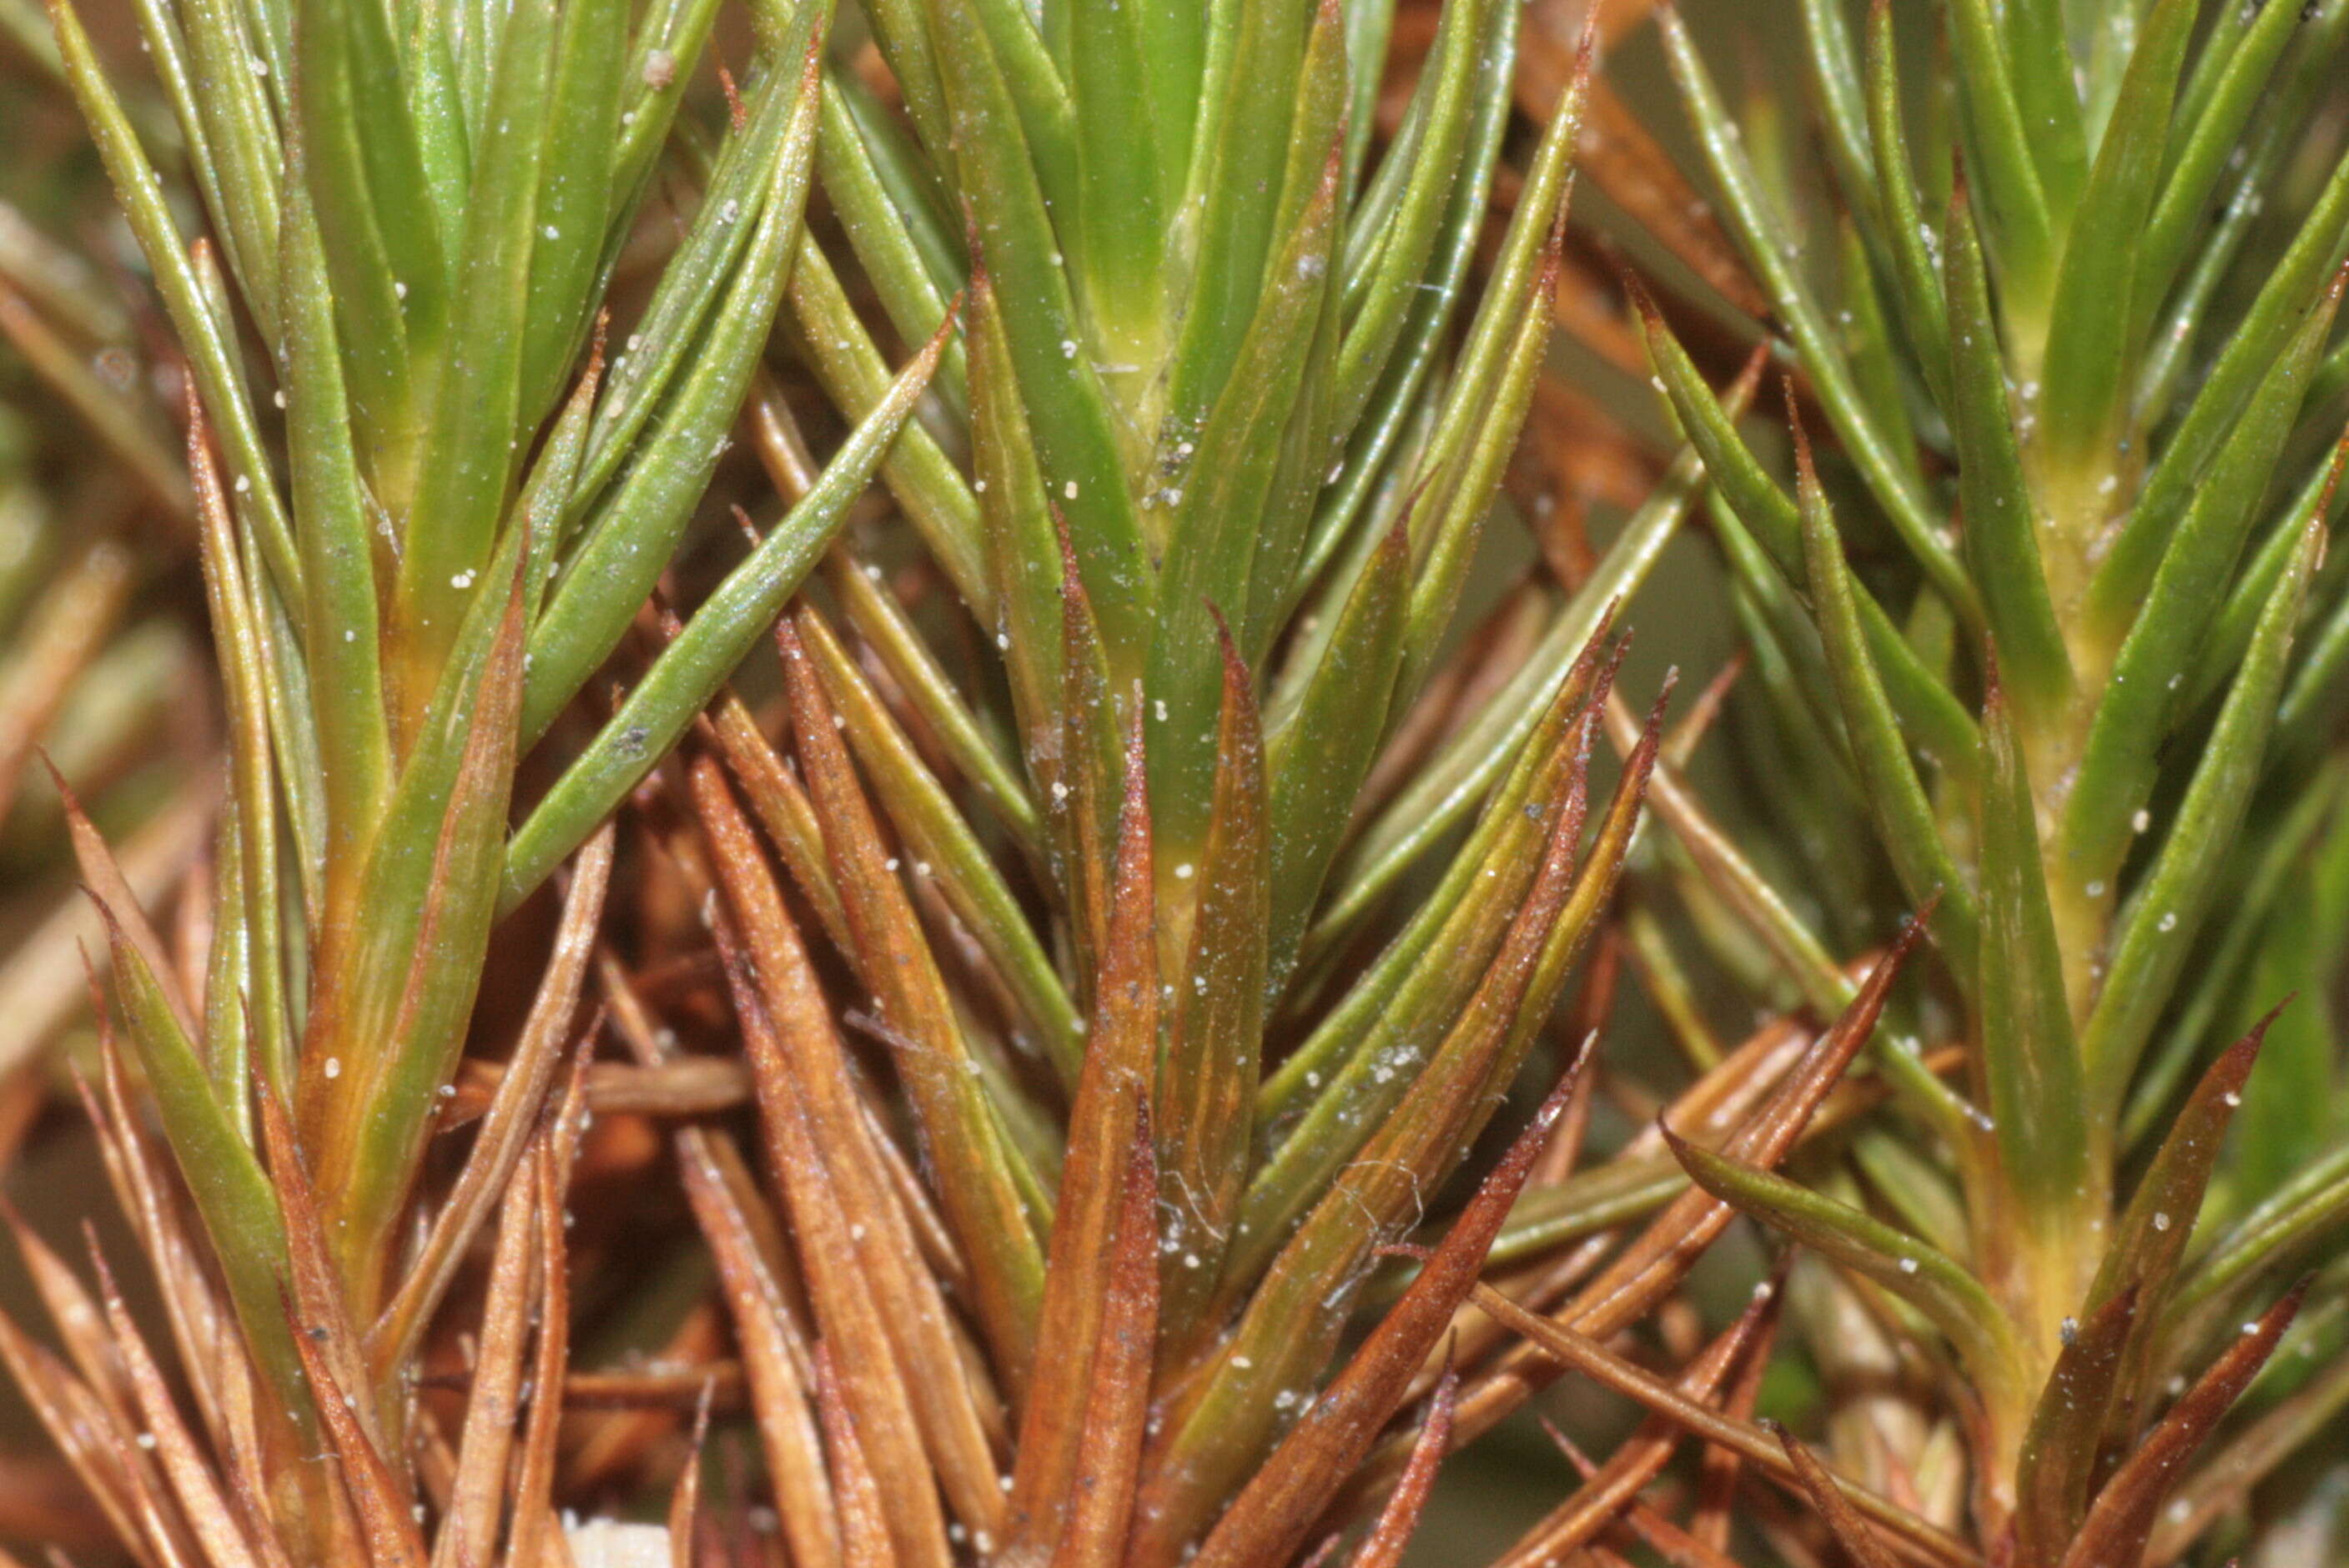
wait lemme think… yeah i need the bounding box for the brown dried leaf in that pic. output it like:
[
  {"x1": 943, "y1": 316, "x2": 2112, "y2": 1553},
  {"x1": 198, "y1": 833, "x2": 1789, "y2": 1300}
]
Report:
[
  {"x1": 90, "y1": 1247, "x2": 265, "y2": 1568},
  {"x1": 1498, "y1": 1272, "x2": 1783, "y2": 1567},
  {"x1": 1446, "y1": 908, "x2": 1933, "y2": 1455},
  {"x1": 815, "y1": 1345, "x2": 900, "y2": 1568},
  {"x1": 509, "y1": 1138, "x2": 581, "y2": 1568},
  {"x1": 374, "y1": 823, "x2": 612, "y2": 1376},
  {"x1": 1768, "y1": 1420, "x2": 1902, "y2": 1568},
  {"x1": 431, "y1": 1154, "x2": 540, "y2": 1568},
  {"x1": 678, "y1": 1127, "x2": 841, "y2": 1568},
  {"x1": 779, "y1": 615, "x2": 1045, "y2": 1385},
  {"x1": 284, "y1": 1294, "x2": 426, "y2": 1568},
  {"x1": 1464, "y1": 1283, "x2": 1975, "y2": 1568},
  {"x1": 691, "y1": 756, "x2": 1003, "y2": 1538},
  {"x1": 714, "y1": 920, "x2": 950, "y2": 1568}
]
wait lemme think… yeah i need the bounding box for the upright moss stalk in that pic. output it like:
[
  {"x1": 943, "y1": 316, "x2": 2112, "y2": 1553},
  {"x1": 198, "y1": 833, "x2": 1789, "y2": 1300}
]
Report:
[{"x1": 1635, "y1": 0, "x2": 2349, "y2": 1550}]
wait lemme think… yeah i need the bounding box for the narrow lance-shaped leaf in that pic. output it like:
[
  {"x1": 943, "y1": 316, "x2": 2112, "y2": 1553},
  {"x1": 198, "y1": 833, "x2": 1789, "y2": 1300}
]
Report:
[
  {"x1": 276, "y1": 144, "x2": 390, "y2": 892},
  {"x1": 1146, "y1": 123, "x2": 1341, "y2": 855},
  {"x1": 389, "y1": 0, "x2": 556, "y2": 717},
  {"x1": 2083, "y1": 515, "x2": 2324, "y2": 1113},
  {"x1": 1245, "y1": 642, "x2": 1612, "y2": 1254},
  {"x1": 575, "y1": 46, "x2": 812, "y2": 502},
  {"x1": 2061, "y1": 275, "x2": 2346, "y2": 889},
  {"x1": 2091, "y1": 1009, "x2": 2282, "y2": 1419},
  {"x1": 968, "y1": 254, "x2": 1067, "y2": 797},
  {"x1": 1460, "y1": 1281, "x2": 1976, "y2": 1567},
  {"x1": 507, "y1": 0, "x2": 627, "y2": 422},
  {"x1": 48, "y1": 0, "x2": 304, "y2": 602},
  {"x1": 308, "y1": 560, "x2": 531, "y2": 1309},
  {"x1": 925, "y1": 0, "x2": 1149, "y2": 668},
  {"x1": 1657, "y1": 6, "x2": 1974, "y2": 616},
  {"x1": 1159, "y1": 0, "x2": 1320, "y2": 431},
  {"x1": 690, "y1": 757, "x2": 1007, "y2": 1542},
  {"x1": 1049, "y1": 512, "x2": 1124, "y2": 993},
  {"x1": 2056, "y1": 1281, "x2": 2309, "y2": 1568},
  {"x1": 1009, "y1": 716, "x2": 1157, "y2": 1555},
  {"x1": 368, "y1": 824, "x2": 612, "y2": 1378},
  {"x1": 1157, "y1": 621, "x2": 1268, "y2": 1352},
  {"x1": 283, "y1": 1296, "x2": 426, "y2": 1568},
  {"x1": 1975, "y1": 655, "x2": 2096, "y2": 1241},
  {"x1": 1263, "y1": 520, "x2": 1410, "y2": 1000},
  {"x1": 712, "y1": 922, "x2": 955, "y2": 1568},
  {"x1": 1942, "y1": 168, "x2": 2071, "y2": 718},
  {"x1": 1768, "y1": 1420, "x2": 1902, "y2": 1568},
  {"x1": 792, "y1": 606, "x2": 1080, "y2": 1072},
  {"x1": 1328, "y1": 0, "x2": 1497, "y2": 439},
  {"x1": 1190, "y1": 1058, "x2": 1587, "y2": 1568},
  {"x1": 811, "y1": 74, "x2": 970, "y2": 402},
  {"x1": 1138, "y1": 689, "x2": 1650, "y2": 1565},
  {"x1": 85, "y1": 1246, "x2": 266, "y2": 1568},
  {"x1": 1289, "y1": 3, "x2": 1519, "y2": 601},
  {"x1": 181, "y1": 395, "x2": 296, "y2": 1102},
  {"x1": 2089, "y1": 149, "x2": 2349, "y2": 630},
  {"x1": 1793, "y1": 399, "x2": 1979, "y2": 977},
  {"x1": 501, "y1": 312, "x2": 951, "y2": 907},
  {"x1": 2133, "y1": 0, "x2": 2308, "y2": 338},
  {"x1": 781, "y1": 188, "x2": 988, "y2": 615},
  {"x1": 780, "y1": 617, "x2": 1049, "y2": 1383},
  {"x1": 289, "y1": 0, "x2": 425, "y2": 480},
  {"x1": 1044, "y1": 1102, "x2": 1159, "y2": 1568},
  {"x1": 1346, "y1": 1362, "x2": 1456, "y2": 1568},
  {"x1": 1665, "y1": 1128, "x2": 2027, "y2": 1430},
  {"x1": 1401, "y1": 213, "x2": 1564, "y2": 686},
  {"x1": 1632, "y1": 287, "x2": 1978, "y2": 776},
  {"x1": 2031, "y1": 0, "x2": 2195, "y2": 480},
  {"x1": 674, "y1": 1130, "x2": 843, "y2": 1568},
  {"x1": 1503, "y1": 1270, "x2": 1783, "y2": 1568},
  {"x1": 1862, "y1": 0, "x2": 1950, "y2": 402},
  {"x1": 2014, "y1": 1284, "x2": 2140, "y2": 1566},
  {"x1": 90, "y1": 905, "x2": 305, "y2": 1422},
  {"x1": 1938, "y1": 0, "x2": 2054, "y2": 320},
  {"x1": 520, "y1": 33, "x2": 827, "y2": 746},
  {"x1": 821, "y1": 548, "x2": 1032, "y2": 846},
  {"x1": 1064, "y1": 0, "x2": 1164, "y2": 356}
]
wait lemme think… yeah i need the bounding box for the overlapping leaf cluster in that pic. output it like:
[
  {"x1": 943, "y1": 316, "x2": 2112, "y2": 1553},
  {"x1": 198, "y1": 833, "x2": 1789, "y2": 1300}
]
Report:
[
  {"x1": 1597, "y1": 0, "x2": 2349, "y2": 1557},
  {"x1": 9, "y1": 0, "x2": 2349, "y2": 1564},
  {"x1": 10, "y1": 0, "x2": 951, "y2": 1553},
  {"x1": 0, "y1": 0, "x2": 1783, "y2": 1558}
]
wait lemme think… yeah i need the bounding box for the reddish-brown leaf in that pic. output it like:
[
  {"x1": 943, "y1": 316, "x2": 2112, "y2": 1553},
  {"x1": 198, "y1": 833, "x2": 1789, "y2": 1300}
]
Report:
[
  {"x1": 284, "y1": 1294, "x2": 425, "y2": 1568},
  {"x1": 89, "y1": 1247, "x2": 265, "y2": 1568},
  {"x1": 1768, "y1": 1420, "x2": 1903, "y2": 1568},
  {"x1": 430, "y1": 1153, "x2": 540, "y2": 1568},
  {"x1": 1193, "y1": 1053, "x2": 1590, "y2": 1568},
  {"x1": 1496, "y1": 1272, "x2": 1784, "y2": 1568},
  {"x1": 779, "y1": 614, "x2": 1045, "y2": 1385},
  {"x1": 1346, "y1": 1359, "x2": 1457, "y2": 1568},
  {"x1": 1444, "y1": 905, "x2": 1934, "y2": 1455},
  {"x1": 2059, "y1": 1281, "x2": 2310, "y2": 1568},
  {"x1": 690, "y1": 756, "x2": 1003, "y2": 1539},
  {"x1": 713, "y1": 921, "x2": 951, "y2": 1568},
  {"x1": 1013, "y1": 716, "x2": 1158, "y2": 1557},
  {"x1": 815, "y1": 1344, "x2": 901, "y2": 1568},
  {"x1": 677, "y1": 1125, "x2": 841, "y2": 1568},
  {"x1": 1156, "y1": 618, "x2": 1268, "y2": 1354},
  {"x1": 1465, "y1": 1282, "x2": 1975, "y2": 1568},
  {"x1": 373, "y1": 824, "x2": 612, "y2": 1378},
  {"x1": 1047, "y1": 1103, "x2": 1159, "y2": 1568}
]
